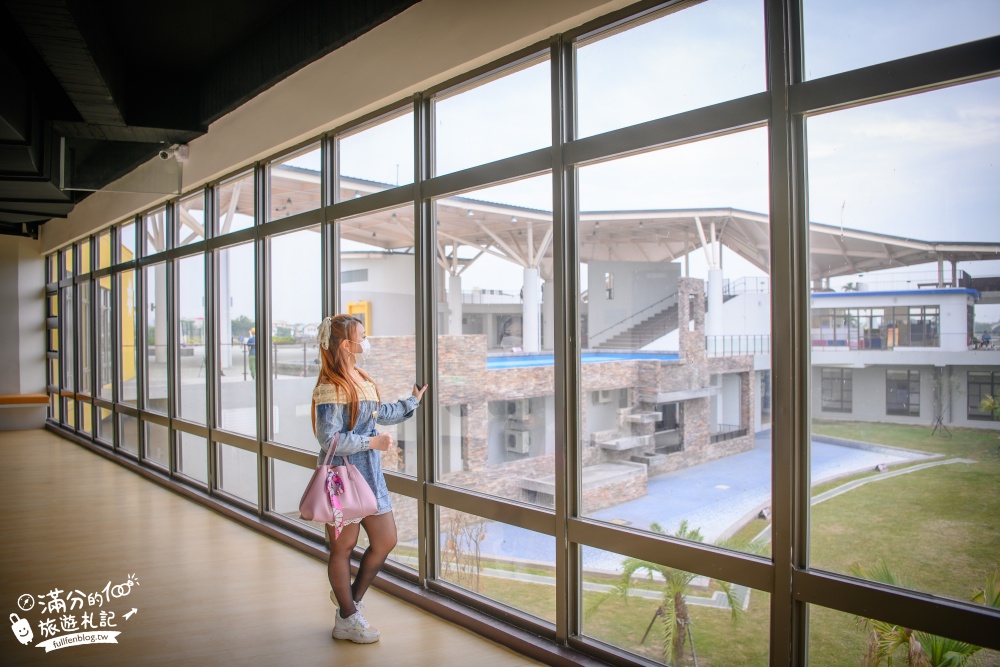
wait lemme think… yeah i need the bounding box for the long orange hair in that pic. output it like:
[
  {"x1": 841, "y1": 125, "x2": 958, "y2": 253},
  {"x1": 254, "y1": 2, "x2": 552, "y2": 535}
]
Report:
[{"x1": 311, "y1": 314, "x2": 380, "y2": 435}]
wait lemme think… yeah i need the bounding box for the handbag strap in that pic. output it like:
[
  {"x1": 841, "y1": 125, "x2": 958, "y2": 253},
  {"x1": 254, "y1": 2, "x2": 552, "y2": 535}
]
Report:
[{"x1": 321, "y1": 432, "x2": 339, "y2": 466}]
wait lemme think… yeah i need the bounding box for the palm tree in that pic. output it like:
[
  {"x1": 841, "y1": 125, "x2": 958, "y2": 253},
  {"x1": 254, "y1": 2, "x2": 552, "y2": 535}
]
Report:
[
  {"x1": 979, "y1": 392, "x2": 1000, "y2": 420},
  {"x1": 586, "y1": 521, "x2": 761, "y2": 666},
  {"x1": 850, "y1": 560, "x2": 985, "y2": 667},
  {"x1": 971, "y1": 564, "x2": 1000, "y2": 608}
]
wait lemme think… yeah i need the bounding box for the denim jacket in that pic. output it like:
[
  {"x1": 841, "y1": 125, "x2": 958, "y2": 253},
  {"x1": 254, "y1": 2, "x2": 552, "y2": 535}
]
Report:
[{"x1": 313, "y1": 381, "x2": 419, "y2": 515}]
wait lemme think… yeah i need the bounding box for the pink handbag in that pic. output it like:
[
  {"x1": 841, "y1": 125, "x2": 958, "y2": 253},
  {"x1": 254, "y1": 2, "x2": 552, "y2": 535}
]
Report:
[{"x1": 298, "y1": 433, "x2": 378, "y2": 536}]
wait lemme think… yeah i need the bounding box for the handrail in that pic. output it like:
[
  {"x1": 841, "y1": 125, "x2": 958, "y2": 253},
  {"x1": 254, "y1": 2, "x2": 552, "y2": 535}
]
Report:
[{"x1": 589, "y1": 291, "x2": 679, "y2": 340}]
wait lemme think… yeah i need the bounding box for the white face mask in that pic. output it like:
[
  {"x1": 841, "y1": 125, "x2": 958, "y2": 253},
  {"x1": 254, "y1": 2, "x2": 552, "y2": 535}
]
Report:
[{"x1": 354, "y1": 338, "x2": 371, "y2": 360}]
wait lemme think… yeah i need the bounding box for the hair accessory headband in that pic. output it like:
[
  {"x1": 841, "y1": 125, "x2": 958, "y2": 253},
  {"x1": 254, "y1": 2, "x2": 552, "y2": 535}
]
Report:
[{"x1": 317, "y1": 316, "x2": 333, "y2": 350}]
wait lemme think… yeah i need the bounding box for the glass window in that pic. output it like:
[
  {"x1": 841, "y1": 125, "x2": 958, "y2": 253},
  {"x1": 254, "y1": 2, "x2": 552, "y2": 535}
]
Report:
[
  {"x1": 433, "y1": 176, "x2": 554, "y2": 500},
  {"x1": 808, "y1": 603, "x2": 992, "y2": 666},
  {"x1": 217, "y1": 443, "x2": 258, "y2": 506},
  {"x1": 144, "y1": 262, "x2": 168, "y2": 414},
  {"x1": 96, "y1": 405, "x2": 113, "y2": 445},
  {"x1": 48, "y1": 253, "x2": 58, "y2": 284},
  {"x1": 577, "y1": 128, "x2": 769, "y2": 553},
  {"x1": 143, "y1": 206, "x2": 167, "y2": 256},
  {"x1": 60, "y1": 285, "x2": 74, "y2": 392},
  {"x1": 967, "y1": 371, "x2": 998, "y2": 421},
  {"x1": 582, "y1": 543, "x2": 769, "y2": 665},
  {"x1": 64, "y1": 397, "x2": 75, "y2": 429},
  {"x1": 97, "y1": 274, "x2": 113, "y2": 401},
  {"x1": 434, "y1": 59, "x2": 550, "y2": 175},
  {"x1": 119, "y1": 413, "x2": 138, "y2": 455},
  {"x1": 269, "y1": 226, "x2": 322, "y2": 449},
  {"x1": 438, "y1": 508, "x2": 556, "y2": 623},
  {"x1": 802, "y1": 0, "x2": 1000, "y2": 81},
  {"x1": 97, "y1": 230, "x2": 112, "y2": 269},
  {"x1": 78, "y1": 239, "x2": 91, "y2": 274},
  {"x1": 576, "y1": 0, "x2": 765, "y2": 138},
  {"x1": 820, "y1": 368, "x2": 852, "y2": 413},
  {"x1": 886, "y1": 369, "x2": 920, "y2": 417},
  {"x1": 78, "y1": 400, "x2": 92, "y2": 437},
  {"x1": 337, "y1": 204, "x2": 417, "y2": 475},
  {"x1": 177, "y1": 191, "x2": 206, "y2": 246},
  {"x1": 217, "y1": 242, "x2": 257, "y2": 437},
  {"x1": 144, "y1": 421, "x2": 169, "y2": 468},
  {"x1": 808, "y1": 80, "x2": 1000, "y2": 604},
  {"x1": 215, "y1": 171, "x2": 255, "y2": 236},
  {"x1": 267, "y1": 143, "x2": 321, "y2": 221},
  {"x1": 119, "y1": 270, "x2": 138, "y2": 406},
  {"x1": 178, "y1": 255, "x2": 206, "y2": 424},
  {"x1": 119, "y1": 221, "x2": 136, "y2": 263},
  {"x1": 338, "y1": 111, "x2": 413, "y2": 198},
  {"x1": 61, "y1": 247, "x2": 73, "y2": 280},
  {"x1": 78, "y1": 280, "x2": 91, "y2": 396},
  {"x1": 177, "y1": 431, "x2": 208, "y2": 485}
]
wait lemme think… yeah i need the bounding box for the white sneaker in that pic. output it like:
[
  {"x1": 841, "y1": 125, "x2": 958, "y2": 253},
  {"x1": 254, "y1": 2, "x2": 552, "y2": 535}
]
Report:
[{"x1": 332, "y1": 610, "x2": 380, "y2": 644}]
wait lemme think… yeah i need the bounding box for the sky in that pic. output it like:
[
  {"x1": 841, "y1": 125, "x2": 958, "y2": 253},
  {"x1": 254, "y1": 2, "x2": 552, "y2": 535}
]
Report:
[{"x1": 193, "y1": 0, "x2": 1000, "y2": 325}]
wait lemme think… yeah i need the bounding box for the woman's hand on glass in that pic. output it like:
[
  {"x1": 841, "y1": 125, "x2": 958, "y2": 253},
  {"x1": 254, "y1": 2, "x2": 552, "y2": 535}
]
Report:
[
  {"x1": 412, "y1": 383, "x2": 428, "y2": 403},
  {"x1": 370, "y1": 433, "x2": 394, "y2": 451}
]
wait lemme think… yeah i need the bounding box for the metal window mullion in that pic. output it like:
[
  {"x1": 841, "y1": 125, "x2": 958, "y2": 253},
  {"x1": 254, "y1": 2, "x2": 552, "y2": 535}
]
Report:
[
  {"x1": 205, "y1": 186, "x2": 220, "y2": 494},
  {"x1": 414, "y1": 92, "x2": 437, "y2": 586},
  {"x1": 166, "y1": 233, "x2": 178, "y2": 477},
  {"x1": 551, "y1": 33, "x2": 579, "y2": 646},
  {"x1": 135, "y1": 256, "x2": 147, "y2": 463},
  {"x1": 324, "y1": 133, "x2": 338, "y2": 317},
  {"x1": 767, "y1": 0, "x2": 809, "y2": 665},
  {"x1": 255, "y1": 163, "x2": 269, "y2": 517},
  {"x1": 110, "y1": 224, "x2": 121, "y2": 449}
]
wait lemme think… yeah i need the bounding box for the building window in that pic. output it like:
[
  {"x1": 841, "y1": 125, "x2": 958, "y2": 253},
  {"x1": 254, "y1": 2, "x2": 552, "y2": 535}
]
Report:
[
  {"x1": 886, "y1": 369, "x2": 921, "y2": 416},
  {"x1": 821, "y1": 368, "x2": 852, "y2": 413},
  {"x1": 968, "y1": 371, "x2": 999, "y2": 421},
  {"x1": 821, "y1": 368, "x2": 854, "y2": 412}
]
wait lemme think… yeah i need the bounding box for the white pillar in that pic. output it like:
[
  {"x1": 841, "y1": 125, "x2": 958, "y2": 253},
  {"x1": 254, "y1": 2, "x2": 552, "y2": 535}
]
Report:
[
  {"x1": 522, "y1": 267, "x2": 540, "y2": 352},
  {"x1": 706, "y1": 267, "x2": 723, "y2": 337},
  {"x1": 542, "y1": 280, "x2": 554, "y2": 351},
  {"x1": 447, "y1": 272, "x2": 463, "y2": 335}
]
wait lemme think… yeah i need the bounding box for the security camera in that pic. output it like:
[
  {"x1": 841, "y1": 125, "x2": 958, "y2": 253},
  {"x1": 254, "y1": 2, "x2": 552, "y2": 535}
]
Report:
[{"x1": 157, "y1": 144, "x2": 189, "y2": 161}]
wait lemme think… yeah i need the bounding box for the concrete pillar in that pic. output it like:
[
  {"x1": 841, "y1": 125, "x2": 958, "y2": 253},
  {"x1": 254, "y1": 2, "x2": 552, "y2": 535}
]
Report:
[
  {"x1": 522, "y1": 267, "x2": 540, "y2": 352},
  {"x1": 155, "y1": 263, "x2": 167, "y2": 363},
  {"x1": 447, "y1": 272, "x2": 463, "y2": 335},
  {"x1": 706, "y1": 267, "x2": 723, "y2": 337},
  {"x1": 542, "y1": 280, "x2": 554, "y2": 351}
]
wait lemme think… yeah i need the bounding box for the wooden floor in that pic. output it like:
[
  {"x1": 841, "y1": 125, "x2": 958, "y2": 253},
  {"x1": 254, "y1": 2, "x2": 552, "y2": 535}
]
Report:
[{"x1": 0, "y1": 429, "x2": 542, "y2": 666}]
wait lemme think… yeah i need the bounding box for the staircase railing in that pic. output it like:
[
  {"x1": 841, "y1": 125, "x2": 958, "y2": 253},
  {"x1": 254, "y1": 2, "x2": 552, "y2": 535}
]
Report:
[{"x1": 588, "y1": 291, "x2": 679, "y2": 344}]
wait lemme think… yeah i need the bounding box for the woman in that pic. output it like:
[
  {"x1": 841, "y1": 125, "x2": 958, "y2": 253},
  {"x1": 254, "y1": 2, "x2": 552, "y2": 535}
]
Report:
[{"x1": 311, "y1": 314, "x2": 427, "y2": 643}]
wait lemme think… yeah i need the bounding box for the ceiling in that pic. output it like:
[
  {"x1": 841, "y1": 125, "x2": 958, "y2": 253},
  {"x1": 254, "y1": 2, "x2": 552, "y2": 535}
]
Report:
[{"x1": 0, "y1": 0, "x2": 420, "y2": 239}]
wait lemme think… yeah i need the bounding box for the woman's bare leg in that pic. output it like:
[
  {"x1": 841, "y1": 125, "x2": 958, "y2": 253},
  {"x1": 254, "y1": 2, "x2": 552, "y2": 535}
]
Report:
[
  {"x1": 327, "y1": 522, "x2": 361, "y2": 618},
  {"x1": 352, "y1": 512, "x2": 397, "y2": 604}
]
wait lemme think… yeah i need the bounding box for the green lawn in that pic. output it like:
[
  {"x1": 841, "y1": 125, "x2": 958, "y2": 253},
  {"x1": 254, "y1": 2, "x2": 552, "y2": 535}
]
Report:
[{"x1": 434, "y1": 421, "x2": 1000, "y2": 666}]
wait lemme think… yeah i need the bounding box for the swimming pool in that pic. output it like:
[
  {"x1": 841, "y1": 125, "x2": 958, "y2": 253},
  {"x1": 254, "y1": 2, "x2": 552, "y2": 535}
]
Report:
[{"x1": 486, "y1": 351, "x2": 679, "y2": 369}]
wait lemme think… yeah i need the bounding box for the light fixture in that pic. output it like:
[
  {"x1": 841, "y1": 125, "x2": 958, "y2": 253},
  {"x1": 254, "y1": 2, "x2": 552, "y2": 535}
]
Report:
[
  {"x1": 466, "y1": 209, "x2": 475, "y2": 217},
  {"x1": 354, "y1": 190, "x2": 362, "y2": 198},
  {"x1": 511, "y1": 216, "x2": 518, "y2": 223}
]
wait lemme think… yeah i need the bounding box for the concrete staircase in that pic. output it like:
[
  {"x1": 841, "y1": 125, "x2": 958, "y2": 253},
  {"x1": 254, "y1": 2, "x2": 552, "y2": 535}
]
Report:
[{"x1": 593, "y1": 304, "x2": 679, "y2": 350}]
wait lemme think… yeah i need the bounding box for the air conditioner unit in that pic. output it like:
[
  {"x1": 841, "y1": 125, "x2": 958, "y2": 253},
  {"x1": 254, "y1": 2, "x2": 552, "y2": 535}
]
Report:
[
  {"x1": 504, "y1": 429, "x2": 531, "y2": 454},
  {"x1": 505, "y1": 399, "x2": 531, "y2": 420},
  {"x1": 597, "y1": 389, "x2": 614, "y2": 404}
]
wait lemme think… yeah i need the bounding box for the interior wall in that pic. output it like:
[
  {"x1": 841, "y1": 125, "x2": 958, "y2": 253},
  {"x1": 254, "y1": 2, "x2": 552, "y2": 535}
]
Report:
[{"x1": 39, "y1": 0, "x2": 634, "y2": 254}]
